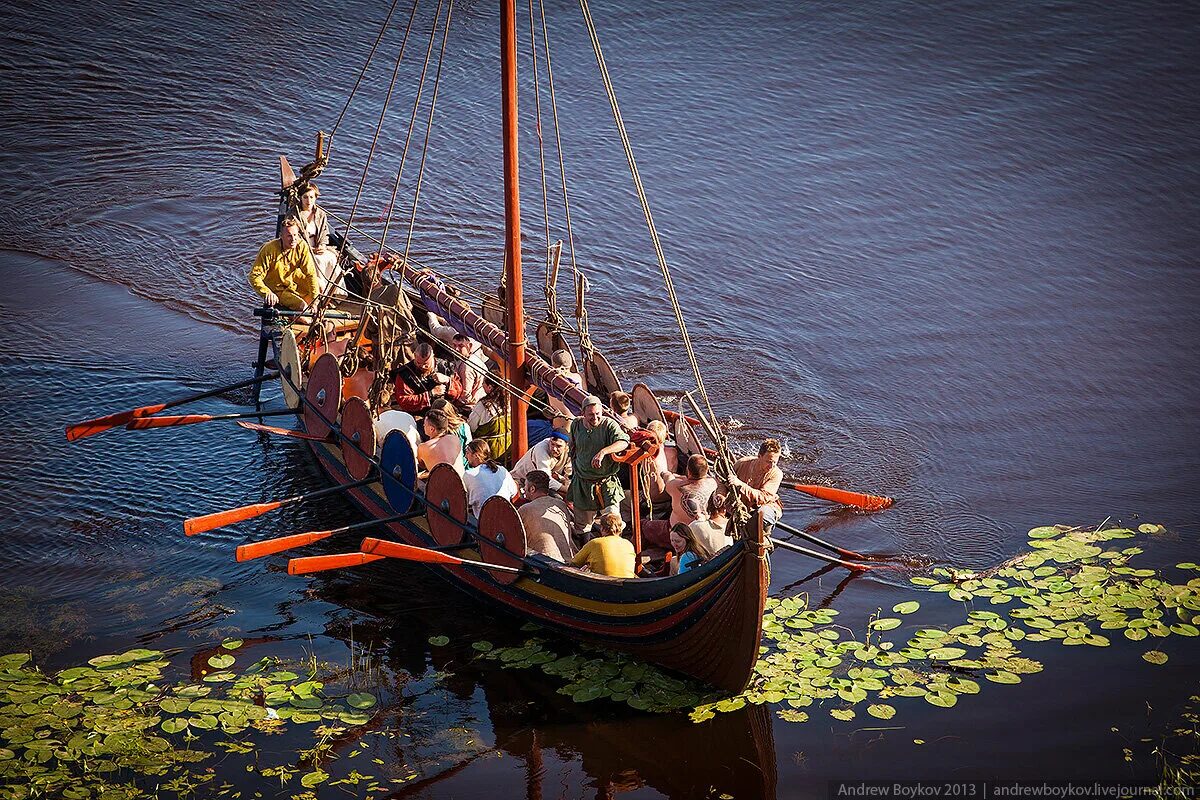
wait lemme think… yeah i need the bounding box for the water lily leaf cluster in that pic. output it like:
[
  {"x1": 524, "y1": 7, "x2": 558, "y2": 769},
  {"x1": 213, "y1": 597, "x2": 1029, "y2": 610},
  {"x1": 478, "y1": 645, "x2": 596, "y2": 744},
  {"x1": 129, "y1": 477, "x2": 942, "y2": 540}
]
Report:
[
  {"x1": 0, "y1": 643, "x2": 387, "y2": 799},
  {"x1": 465, "y1": 522, "x2": 1191, "y2": 729}
]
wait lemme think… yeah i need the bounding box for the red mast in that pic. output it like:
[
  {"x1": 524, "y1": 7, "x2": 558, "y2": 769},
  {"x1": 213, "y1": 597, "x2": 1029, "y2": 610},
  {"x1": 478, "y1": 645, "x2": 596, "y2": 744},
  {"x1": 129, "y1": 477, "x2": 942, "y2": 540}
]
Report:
[{"x1": 500, "y1": 0, "x2": 528, "y2": 461}]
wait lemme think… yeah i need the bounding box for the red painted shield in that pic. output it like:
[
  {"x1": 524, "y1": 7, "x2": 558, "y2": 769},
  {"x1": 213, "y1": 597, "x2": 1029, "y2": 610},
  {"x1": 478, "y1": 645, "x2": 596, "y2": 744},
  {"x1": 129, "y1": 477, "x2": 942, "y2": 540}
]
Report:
[
  {"x1": 339, "y1": 396, "x2": 376, "y2": 481},
  {"x1": 304, "y1": 352, "x2": 342, "y2": 439},
  {"x1": 424, "y1": 464, "x2": 468, "y2": 547},
  {"x1": 477, "y1": 496, "x2": 528, "y2": 585}
]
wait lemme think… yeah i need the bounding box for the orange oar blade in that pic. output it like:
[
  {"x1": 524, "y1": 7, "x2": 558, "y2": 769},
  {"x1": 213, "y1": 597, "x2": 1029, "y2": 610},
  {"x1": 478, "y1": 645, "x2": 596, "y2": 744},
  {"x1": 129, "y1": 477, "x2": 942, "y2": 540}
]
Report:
[
  {"x1": 790, "y1": 484, "x2": 894, "y2": 511},
  {"x1": 360, "y1": 537, "x2": 466, "y2": 566},
  {"x1": 65, "y1": 404, "x2": 167, "y2": 441},
  {"x1": 288, "y1": 552, "x2": 385, "y2": 575},
  {"x1": 236, "y1": 531, "x2": 332, "y2": 561},
  {"x1": 185, "y1": 501, "x2": 284, "y2": 536},
  {"x1": 236, "y1": 421, "x2": 327, "y2": 441}
]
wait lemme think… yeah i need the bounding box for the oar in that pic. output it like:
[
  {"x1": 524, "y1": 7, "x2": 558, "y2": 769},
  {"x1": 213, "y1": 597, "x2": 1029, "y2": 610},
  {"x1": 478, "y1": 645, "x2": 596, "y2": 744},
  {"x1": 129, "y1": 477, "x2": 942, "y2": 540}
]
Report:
[
  {"x1": 769, "y1": 537, "x2": 873, "y2": 571},
  {"x1": 360, "y1": 537, "x2": 526, "y2": 574},
  {"x1": 126, "y1": 408, "x2": 298, "y2": 429},
  {"x1": 235, "y1": 420, "x2": 330, "y2": 441},
  {"x1": 184, "y1": 476, "x2": 375, "y2": 536},
  {"x1": 786, "y1": 482, "x2": 894, "y2": 511},
  {"x1": 236, "y1": 510, "x2": 424, "y2": 561},
  {"x1": 287, "y1": 552, "x2": 385, "y2": 574},
  {"x1": 65, "y1": 372, "x2": 279, "y2": 442},
  {"x1": 774, "y1": 519, "x2": 866, "y2": 560}
]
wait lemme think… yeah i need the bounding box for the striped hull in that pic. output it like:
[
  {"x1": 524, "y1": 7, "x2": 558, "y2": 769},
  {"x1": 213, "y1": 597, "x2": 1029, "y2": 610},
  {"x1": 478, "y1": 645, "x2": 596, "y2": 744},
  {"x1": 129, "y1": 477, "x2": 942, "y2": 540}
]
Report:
[{"x1": 304, "y1": 437, "x2": 768, "y2": 692}]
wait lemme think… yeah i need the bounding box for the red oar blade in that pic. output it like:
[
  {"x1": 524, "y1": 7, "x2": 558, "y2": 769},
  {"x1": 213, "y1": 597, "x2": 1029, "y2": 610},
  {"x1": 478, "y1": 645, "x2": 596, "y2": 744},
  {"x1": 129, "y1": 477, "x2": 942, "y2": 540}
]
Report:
[
  {"x1": 236, "y1": 421, "x2": 328, "y2": 441},
  {"x1": 236, "y1": 531, "x2": 333, "y2": 561},
  {"x1": 185, "y1": 501, "x2": 284, "y2": 536},
  {"x1": 789, "y1": 483, "x2": 894, "y2": 511},
  {"x1": 288, "y1": 552, "x2": 384, "y2": 575},
  {"x1": 360, "y1": 537, "x2": 467, "y2": 566},
  {"x1": 65, "y1": 403, "x2": 167, "y2": 441}
]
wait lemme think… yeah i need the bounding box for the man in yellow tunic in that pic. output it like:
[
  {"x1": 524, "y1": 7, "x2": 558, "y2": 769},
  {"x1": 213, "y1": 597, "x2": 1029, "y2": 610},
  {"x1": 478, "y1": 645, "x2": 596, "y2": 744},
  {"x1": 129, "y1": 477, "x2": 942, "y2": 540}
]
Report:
[{"x1": 248, "y1": 217, "x2": 319, "y2": 311}]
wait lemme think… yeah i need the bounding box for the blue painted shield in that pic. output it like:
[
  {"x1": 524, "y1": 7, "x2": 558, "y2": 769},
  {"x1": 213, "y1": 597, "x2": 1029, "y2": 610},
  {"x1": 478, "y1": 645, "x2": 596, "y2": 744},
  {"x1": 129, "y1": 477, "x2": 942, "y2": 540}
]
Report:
[{"x1": 380, "y1": 429, "x2": 418, "y2": 514}]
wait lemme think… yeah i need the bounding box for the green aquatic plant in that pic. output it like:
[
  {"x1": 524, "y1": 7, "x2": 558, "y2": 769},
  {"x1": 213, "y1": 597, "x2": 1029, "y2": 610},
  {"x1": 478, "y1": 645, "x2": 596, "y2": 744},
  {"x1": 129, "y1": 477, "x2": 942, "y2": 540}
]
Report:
[{"x1": 468, "y1": 522, "x2": 1195, "y2": 728}]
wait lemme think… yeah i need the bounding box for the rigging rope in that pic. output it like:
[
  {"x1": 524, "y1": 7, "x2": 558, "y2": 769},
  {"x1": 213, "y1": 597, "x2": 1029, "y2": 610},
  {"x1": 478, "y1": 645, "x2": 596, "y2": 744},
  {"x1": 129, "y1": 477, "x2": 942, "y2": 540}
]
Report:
[
  {"x1": 537, "y1": 0, "x2": 585, "y2": 346},
  {"x1": 576, "y1": 0, "x2": 719, "y2": 431},
  {"x1": 327, "y1": 0, "x2": 407, "y2": 159},
  {"x1": 305, "y1": 0, "x2": 421, "y2": 338},
  {"x1": 527, "y1": 0, "x2": 556, "y2": 324},
  {"x1": 576, "y1": 0, "x2": 747, "y2": 523},
  {"x1": 400, "y1": 0, "x2": 455, "y2": 266},
  {"x1": 378, "y1": 0, "x2": 446, "y2": 255}
]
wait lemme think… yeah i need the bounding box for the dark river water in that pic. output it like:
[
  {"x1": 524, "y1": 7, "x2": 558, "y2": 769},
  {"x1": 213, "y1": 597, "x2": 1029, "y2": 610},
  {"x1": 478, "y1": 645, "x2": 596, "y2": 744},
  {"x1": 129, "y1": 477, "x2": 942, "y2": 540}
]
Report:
[{"x1": 1, "y1": 0, "x2": 1198, "y2": 796}]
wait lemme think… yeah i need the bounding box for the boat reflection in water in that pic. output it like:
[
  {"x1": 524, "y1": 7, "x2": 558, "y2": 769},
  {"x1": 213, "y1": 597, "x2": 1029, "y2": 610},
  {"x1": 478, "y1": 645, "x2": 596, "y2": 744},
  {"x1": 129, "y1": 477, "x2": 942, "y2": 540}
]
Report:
[{"x1": 290, "y1": 561, "x2": 777, "y2": 800}]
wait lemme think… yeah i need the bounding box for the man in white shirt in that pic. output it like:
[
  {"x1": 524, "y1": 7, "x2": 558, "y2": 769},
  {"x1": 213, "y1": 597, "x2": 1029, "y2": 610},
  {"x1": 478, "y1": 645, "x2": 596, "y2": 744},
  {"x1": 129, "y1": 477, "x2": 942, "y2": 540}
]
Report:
[{"x1": 511, "y1": 430, "x2": 571, "y2": 493}]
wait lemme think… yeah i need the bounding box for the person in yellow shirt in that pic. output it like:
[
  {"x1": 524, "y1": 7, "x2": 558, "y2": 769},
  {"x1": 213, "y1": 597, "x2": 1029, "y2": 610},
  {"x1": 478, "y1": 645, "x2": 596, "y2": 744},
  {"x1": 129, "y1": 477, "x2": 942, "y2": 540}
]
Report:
[
  {"x1": 570, "y1": 513, "x2": 636, "y2": 579},
  {"x1": 248, "y1": 217, "x2": 319, "y2": 311}
]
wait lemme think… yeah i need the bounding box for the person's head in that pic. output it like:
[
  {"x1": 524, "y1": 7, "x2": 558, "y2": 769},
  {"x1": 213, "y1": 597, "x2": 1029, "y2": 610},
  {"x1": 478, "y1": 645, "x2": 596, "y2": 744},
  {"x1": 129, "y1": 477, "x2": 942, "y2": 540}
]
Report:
[
  {"x1": 280, "y1": 216, "x2": 302, "y2": 249},
  {"x1": 525, "y1": 469, "x2": 551, "y2": 498},
  {"x1": 300, "y1": 182, "x2": 320, "y2": 210},
  {"x1": 428, "y1": 397, "x2": 460, "y2": 426},
  {"x1": 466, "y1": 439, "x2": 497, "y2": 471},
  {"x1": 685, "y1": 454, "x2": 709, "y2": 481},
  {"x1": 758, "y1": 438, "x2": 782, "y2": 467},
  {"x1": 646, "y1": 419, "x2": 668, "y2": 445},
  {"x1": 598, "y1": 512, "x2": 624, "y2": 538},
  {"x1": 609, "y1": 391, "x2": 632, "y2": 415},
  {"x1": 581, "y1": 395, "x2": 604, "y2": 429},
  {"x1": 673, "y1": 522, "x2": 714, "y2": 562},
  {"x1": 452, "y1": 333, "x2": 474, "y2": 357},
  {"x1": 423, "y1": 407, "x2": 452, "y2": 438},
  {"x1": 482, "y1": 374, "x2": 505, "y2": 407},
  {"x1": 412, "y1": 342, "x2": 435, "y2": 376},
  {"x1": 708, "y1": 490, "x2": 729, "y2": 519},
  {"x1": 550, "y1": 348, "x2": 574, "y2": 370},
  {"x1": 546, "y1": 430, "x2": 568, "y2": 460}
]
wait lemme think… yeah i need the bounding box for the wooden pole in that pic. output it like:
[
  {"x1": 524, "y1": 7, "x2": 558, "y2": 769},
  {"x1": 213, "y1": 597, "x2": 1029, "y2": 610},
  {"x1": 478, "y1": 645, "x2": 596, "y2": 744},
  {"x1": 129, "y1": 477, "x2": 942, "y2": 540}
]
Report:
[{"x1": 500, "y1": 0, "x2": 529, "y2": 462}]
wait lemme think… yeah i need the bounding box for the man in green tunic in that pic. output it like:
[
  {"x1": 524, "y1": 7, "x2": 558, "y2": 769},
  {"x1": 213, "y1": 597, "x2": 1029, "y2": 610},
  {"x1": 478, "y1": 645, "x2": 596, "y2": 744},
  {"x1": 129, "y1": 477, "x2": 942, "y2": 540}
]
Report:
[{"x1": 567, "y1": 395, "x2": 630, "y2": 537}]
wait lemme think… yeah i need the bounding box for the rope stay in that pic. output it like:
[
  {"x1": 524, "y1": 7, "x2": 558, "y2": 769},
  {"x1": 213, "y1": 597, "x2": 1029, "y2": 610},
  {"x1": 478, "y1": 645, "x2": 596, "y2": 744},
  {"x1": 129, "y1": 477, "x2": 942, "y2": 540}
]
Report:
[
  {"x1": 576, "y1": 0, "x2": 744, "y2": 513},
  {"x1": 326, "y1": 0, "x2": 406, "y2": 156},
  {"x1": 527, "y1": 0, "x2": 556, "y2": 325},
  {"x1": 379, "y1": 0, "x2": 448, "y2": 255},
  {"x1": 537, "y1": 0, "x2": 587, "y2": 354},
  {"x1": 400, "y1": 0, "x2": 455, "y2": 266},
  {"x1": 305, "y1": 0, "x2": 422, "y2": 339}
]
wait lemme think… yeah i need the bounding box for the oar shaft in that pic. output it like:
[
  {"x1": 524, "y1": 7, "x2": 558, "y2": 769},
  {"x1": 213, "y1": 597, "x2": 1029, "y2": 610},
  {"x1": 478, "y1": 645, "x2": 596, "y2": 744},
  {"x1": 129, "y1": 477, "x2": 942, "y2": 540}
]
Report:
[
  {"x1": 361, "y1": 537, "x2": 525, "y2": 574},
  {"x1": 184, "y1": 475, "x2": 375, "y2": 536},
  {"x1": 288, "y1": 552, "x2": 385, "y2": 575},
  {"x1": 769, "y1": 537, "x2": 873, "y2": 571},
  {"x1": 126, "y1": 408, "x2": 297, "y2": 429},
  {"x1": 65, "y1": 372, "x2": 279, "y2": 441},
  {"x1": 774, "y1": 520, "x2": 865, "y2": 560},
  {"x1": 236, "y1": 421, "x2": 329, "y2": 441}
]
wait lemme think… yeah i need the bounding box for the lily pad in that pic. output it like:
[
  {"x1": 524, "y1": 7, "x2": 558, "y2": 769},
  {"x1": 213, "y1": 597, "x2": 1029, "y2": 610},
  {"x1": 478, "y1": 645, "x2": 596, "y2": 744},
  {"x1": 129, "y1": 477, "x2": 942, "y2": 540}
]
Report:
[
  {"x1": 871, "y1": 618, "x2": 902, "y2": 631},
  {"x1": 1142, "y1": 651, "x2": 1168, "y2": 665},
  {"x1": 428, "y1": 635, "x2": 450, "y2": 647},
  {"x1": 220, "y1": 639, "x2": 243, "y2": 650},
  {"x1": 830, "y1": 708, "x2": 856, "y2": 721},
  {"x1": 893, "y1": 601, "x2": 920, "y2": 615},
  {"x1": 347, "y1": 692, "x2": 377, "y2": 710},
  {"x1": 867, "y1": 703, "x2": 896, "y2": 720},
  {"x1": 207, "y1": 654, "x2": 235, "y2": 669}
]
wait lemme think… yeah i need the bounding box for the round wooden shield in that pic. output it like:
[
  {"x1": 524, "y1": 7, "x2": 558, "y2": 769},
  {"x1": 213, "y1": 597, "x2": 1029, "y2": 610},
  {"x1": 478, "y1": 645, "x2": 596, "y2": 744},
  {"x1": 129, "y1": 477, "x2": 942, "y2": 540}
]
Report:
[
  {"x1": 339, "y1": 396, "x2": 376, "y2": 481},
  {"x1": 631, "y1": 382, "x2": 666, "y2": 427},
  {"x1": 279, "y1": 328, "x2": 302, "y2": 409},
  {"x1": 477, "y1": 496, "x2": 527, "y2": 585},
  {"x1": 674, "y1": 413, "x2": 703, "y2": 459},
  {"x1": 584, "y1": 351, "x2": 622, "y2": 402},
  {"x1": 535, "y1": 321, "x2": 571, "y2": 362},
  {"x1": 304, "y1": 352, "x2": 342, "y2": 440},
  {"x1": 380, "y1": 429, "x2": 418, "y2": 514},
  {"x1": 424, "y1": 463, "x2": 469, "y2": 547}
]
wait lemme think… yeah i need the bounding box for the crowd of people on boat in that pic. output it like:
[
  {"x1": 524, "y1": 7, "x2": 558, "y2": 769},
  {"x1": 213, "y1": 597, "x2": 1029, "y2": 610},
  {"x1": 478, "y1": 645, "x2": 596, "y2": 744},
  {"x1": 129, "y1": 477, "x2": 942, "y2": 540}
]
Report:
[{"x1": 249, "y1": 183, "x2": 785, "y2": 582}]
